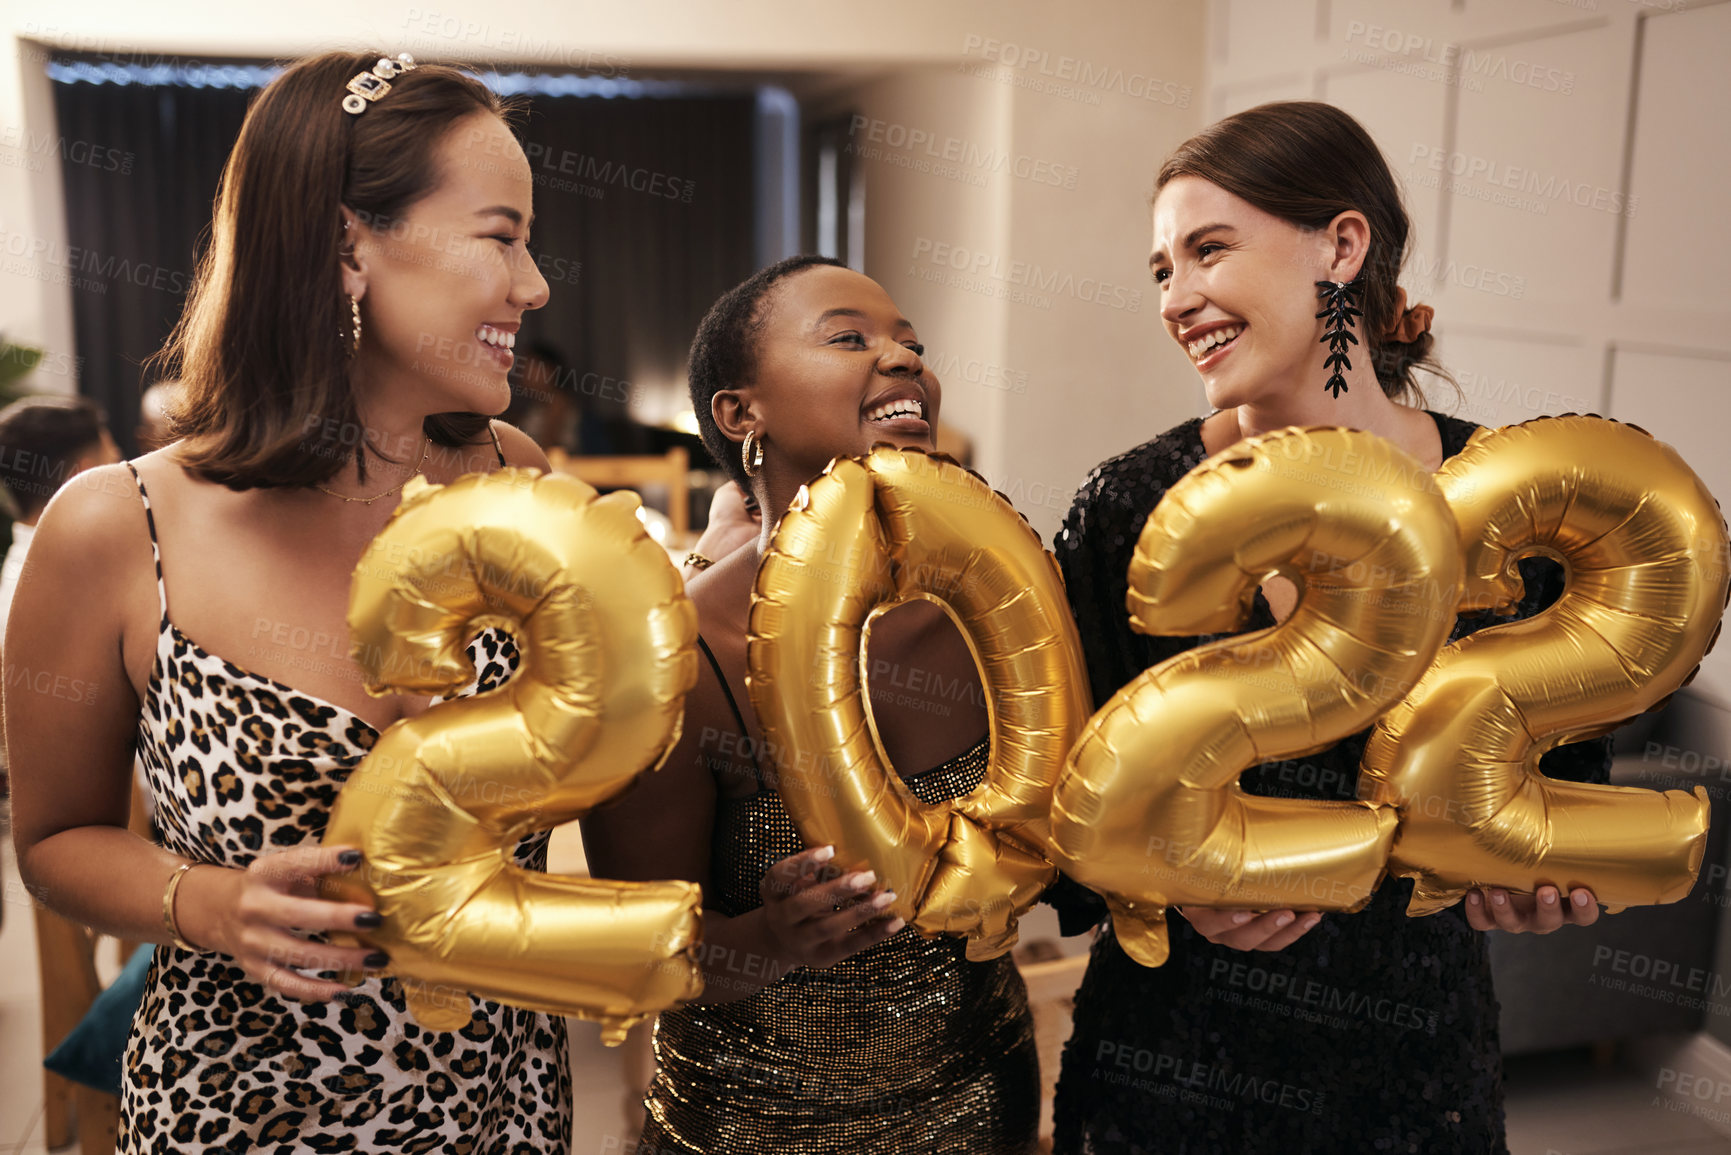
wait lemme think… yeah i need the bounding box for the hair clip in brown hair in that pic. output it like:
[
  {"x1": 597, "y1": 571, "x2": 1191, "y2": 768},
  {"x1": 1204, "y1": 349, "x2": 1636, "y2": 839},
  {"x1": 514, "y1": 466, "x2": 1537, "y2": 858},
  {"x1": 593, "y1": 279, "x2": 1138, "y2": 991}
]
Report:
[{"x1": 341, "y1": 54, "x2": 417, "y2": 115}]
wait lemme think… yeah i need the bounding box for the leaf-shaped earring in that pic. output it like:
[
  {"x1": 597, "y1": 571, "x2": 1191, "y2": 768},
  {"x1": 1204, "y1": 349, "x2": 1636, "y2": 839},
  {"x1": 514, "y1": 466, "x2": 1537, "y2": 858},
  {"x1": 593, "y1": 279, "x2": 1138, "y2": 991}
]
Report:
[{"x1": 1315, "y1": 279, "x2": 1363, "y2": 398}]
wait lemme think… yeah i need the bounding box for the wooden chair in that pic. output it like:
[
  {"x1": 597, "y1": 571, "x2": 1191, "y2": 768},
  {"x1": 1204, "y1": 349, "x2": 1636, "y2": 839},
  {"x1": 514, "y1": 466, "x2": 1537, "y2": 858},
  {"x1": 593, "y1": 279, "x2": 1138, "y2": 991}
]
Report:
[
  {"x1": 547, "y1": 447, "x2": 691, "y2": 541},
  {"x1": 35, "y1": 779, "x2": 152, "y2": 1154},
  {"x1": 36, "y1": 908, "x2": 123, "y2": 1153}
]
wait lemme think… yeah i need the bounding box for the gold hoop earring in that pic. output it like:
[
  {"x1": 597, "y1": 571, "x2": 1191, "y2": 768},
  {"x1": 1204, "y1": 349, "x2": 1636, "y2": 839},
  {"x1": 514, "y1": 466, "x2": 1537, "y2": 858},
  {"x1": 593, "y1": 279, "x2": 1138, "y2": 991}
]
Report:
[
  {"x1": 742, "y1": 430, "x2": 764, "y2": 478},
  {"x1": 349, "y1": 294, "x2": 363, "y2": 356}
]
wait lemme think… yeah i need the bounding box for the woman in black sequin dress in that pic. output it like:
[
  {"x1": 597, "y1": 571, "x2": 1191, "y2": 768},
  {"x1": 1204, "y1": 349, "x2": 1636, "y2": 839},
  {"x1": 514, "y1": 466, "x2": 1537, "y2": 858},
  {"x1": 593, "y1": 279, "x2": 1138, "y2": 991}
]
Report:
[
  {"x1": 583, "y1": 257, "x2": 1039, "y2": 1153},
  {"x1": 1048, "y1": 102, "x2": 1610, "y2": 1155}
]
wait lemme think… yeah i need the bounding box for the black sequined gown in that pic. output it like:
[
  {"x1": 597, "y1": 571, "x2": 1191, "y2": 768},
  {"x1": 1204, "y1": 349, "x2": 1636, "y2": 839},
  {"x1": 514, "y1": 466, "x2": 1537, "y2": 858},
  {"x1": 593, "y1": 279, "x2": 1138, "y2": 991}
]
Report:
[
  {"x1": 638, "y1": 649, "x2": 1040, "y2": 1154},
  {"x1": 1048, "y1": 412, "x2": 1611, "y2": 1155}
]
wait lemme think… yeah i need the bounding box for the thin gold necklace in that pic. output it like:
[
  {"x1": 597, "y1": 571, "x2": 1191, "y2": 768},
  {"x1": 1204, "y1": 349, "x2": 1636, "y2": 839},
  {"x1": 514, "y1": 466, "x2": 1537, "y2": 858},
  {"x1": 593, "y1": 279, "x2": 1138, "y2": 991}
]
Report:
[{"x1": 313, "y1": 435, "x2": 430, "y2": 505}]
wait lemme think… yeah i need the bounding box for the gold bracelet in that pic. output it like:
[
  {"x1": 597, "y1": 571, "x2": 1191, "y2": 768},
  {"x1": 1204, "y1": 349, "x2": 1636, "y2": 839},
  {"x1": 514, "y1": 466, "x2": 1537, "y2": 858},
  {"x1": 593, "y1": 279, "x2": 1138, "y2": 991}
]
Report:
[
  {"x1": 161, "y1": 862, "x2": 203, "y2": 952},
  {"x1": 683, "y1": 552, "x2": 715, "y2": 571}
]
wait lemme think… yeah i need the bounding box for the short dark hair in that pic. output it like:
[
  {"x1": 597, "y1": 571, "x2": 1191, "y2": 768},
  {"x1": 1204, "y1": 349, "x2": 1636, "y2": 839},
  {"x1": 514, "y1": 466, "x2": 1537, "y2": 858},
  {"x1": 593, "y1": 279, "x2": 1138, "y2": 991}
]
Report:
[
  {"x1": 1157, "y1": 101, "x2": 1448, "y2": 403},
  {"x1": 155, "y1": 52, "x2": 517, "y2": 489},
  {"x1": 687, "y1": 255, "x2": 847, "y2": 488},
  {"x1": 0, "y1": 395, "x2": 107, "y2": 519}
]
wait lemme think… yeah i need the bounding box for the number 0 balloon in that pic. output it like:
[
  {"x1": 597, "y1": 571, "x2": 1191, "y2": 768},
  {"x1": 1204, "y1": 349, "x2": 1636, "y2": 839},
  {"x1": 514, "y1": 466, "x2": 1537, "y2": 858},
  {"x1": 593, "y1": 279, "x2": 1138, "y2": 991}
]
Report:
[
  {"x1": 323, "y1": 470, "x2": 704, "y2": 1043},
  {"x1": 748, "y1": 447, "x2": 1092, "y2": 960}
]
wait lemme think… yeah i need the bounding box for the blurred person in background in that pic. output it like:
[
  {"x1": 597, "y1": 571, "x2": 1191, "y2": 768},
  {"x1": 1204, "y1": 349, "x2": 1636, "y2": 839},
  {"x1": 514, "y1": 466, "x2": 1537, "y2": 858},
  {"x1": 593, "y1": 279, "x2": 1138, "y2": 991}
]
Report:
[
  {"x1": 0, "y1": 395, "x2": 120, "y2": 642},
  {"x1": 0, "y1": 395, "x2": 120, "y2": 796},
  {"x1": 133, "y1": 379, "x2": 184, "y2": 453},
  {"x1": 504, "y1": 341, "x2": 576, "y2": 451}
]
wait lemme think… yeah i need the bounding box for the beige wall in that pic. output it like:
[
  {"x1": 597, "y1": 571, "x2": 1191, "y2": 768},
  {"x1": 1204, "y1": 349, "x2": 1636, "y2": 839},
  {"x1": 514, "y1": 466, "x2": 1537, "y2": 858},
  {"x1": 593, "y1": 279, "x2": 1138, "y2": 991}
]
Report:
[
  {"x1": 1212, "y1": 0, "x2": 1731, "y2": 706},
  {"x1": 820, "y1": 6, "x2": 1207, "y2": 536},
  {"x1": 1217, "y1": 0, "x2": 1731, "y2": 1071}
]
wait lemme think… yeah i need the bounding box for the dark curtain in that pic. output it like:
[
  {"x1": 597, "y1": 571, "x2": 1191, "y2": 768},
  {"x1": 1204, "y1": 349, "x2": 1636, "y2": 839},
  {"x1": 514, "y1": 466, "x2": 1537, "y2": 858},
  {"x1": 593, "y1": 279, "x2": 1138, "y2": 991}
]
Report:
[
  {"x1": 51, "y1": 80, "x2": 252, "y2": 454},
  {"x1": 511, "y1": 93, "x2": 757, "y2": 450},
  {"x1": 51, "y1": 67, "x2": 759, "y2": 457}
]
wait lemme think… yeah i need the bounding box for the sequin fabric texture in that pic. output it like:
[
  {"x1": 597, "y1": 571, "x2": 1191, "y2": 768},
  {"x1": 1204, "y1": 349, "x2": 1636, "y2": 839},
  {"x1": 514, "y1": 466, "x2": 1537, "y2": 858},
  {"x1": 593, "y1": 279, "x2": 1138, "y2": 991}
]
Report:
[
  {"x1": 639, "y1": 738, "x2": 1042, "y2": 1154},
  {"x1": 1047, "y1": 413, "x2": 1611, "y2": 1155}
]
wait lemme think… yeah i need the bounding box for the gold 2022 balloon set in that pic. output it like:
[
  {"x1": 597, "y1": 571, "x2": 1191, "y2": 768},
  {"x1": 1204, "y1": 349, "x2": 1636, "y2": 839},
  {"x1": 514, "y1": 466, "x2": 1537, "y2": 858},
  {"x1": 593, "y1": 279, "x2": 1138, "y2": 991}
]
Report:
[{"x1": 321, "y1": 416, "x2": 1729, "y2": 1039}]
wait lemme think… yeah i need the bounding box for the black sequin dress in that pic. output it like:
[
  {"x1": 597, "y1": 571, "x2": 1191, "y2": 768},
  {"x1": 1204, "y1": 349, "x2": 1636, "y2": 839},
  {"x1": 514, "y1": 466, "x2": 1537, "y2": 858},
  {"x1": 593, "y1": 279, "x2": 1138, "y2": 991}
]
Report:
[
  {"x1": 637, "y1": 647, "x2": 1041, "y2": 1154},
  {"x1": 1048, "y1": 412, "x2": 1610, "y2": 1155}
]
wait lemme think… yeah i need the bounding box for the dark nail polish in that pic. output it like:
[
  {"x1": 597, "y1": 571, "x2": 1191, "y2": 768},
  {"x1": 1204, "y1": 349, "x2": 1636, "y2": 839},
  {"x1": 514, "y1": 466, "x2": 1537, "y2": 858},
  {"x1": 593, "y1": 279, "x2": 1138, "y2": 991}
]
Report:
[
  {"x1": 354, "y1": 911, "x2": 383, "y2": 929},
  {"x1": 337, "y1": 849, "x2": 362, "y2": 867},
  {"x1": 363, "y1": 951, "x2": 390, "y2": 968}
]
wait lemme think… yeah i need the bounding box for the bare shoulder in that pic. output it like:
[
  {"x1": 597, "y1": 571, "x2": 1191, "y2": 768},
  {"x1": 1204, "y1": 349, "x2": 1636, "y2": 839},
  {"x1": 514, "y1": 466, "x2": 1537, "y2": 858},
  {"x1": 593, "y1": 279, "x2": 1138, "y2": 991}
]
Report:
[
  {"x1": 12, "y1": 457, "x2": 162, "y2": 696},
  {"x1": 490, "y1": 419, "x2": 551, "y2": 472},
  {"x1": 29, "y1": 460, "x2": 152, "y2": 574}
]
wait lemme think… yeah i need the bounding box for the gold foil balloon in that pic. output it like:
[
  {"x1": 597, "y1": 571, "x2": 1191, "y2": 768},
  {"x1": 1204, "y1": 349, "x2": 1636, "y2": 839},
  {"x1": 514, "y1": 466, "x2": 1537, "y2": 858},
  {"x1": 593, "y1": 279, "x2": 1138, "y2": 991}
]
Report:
[
  {"x1": 322, "y1": 469, "x2": 704, "y2": 1043},
  {"x1": 1051, "y1": 427, "x2": 1462, "y2": 967},
  {"x1": 747, "y1": 446, "x2": 1092, "y2": 960},
  {"x1": 1361, "y1": 416, "x2": 1726, "y2": 915}
]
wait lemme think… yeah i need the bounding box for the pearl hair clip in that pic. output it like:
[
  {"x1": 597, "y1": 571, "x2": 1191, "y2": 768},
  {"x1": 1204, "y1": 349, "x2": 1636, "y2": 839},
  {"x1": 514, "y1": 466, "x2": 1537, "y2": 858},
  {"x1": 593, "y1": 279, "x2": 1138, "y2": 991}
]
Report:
[{"x1": 342, "y1": 54, "x2": 417, "y2": 115}]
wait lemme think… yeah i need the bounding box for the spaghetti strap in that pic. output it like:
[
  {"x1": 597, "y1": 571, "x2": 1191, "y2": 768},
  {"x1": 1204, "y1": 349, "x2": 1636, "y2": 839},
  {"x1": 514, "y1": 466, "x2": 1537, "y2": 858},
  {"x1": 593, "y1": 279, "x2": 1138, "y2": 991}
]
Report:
[
  {"x1": 123, "y1": 461, "x2": 168, "y2": 626},
  {"x1": 695, "y1": 634, "x2": 766, "y2": 786},
  {"x1": 489, "y1": 422, "x2": 506, "y2": 467}
]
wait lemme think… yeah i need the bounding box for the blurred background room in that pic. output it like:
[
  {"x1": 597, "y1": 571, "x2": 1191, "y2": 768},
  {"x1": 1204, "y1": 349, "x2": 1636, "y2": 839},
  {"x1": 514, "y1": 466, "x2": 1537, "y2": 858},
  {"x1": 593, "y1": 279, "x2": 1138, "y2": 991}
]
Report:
[{"x1": 2, "y1": 1, "x2": 1728, "y2": 1152}]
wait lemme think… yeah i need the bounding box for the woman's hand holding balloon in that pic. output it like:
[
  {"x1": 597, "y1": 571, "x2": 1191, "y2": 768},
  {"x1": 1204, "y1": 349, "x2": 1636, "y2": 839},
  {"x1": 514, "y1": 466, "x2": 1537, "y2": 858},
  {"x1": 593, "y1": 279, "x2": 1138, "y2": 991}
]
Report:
[
  {"x1": 1179, "y1": 907, "x2": 1323, "y2": 952},
  {"x1": 1178, "y1": 886, "x2": 1600, "y2": 948},
  {"x1": 758, "y1": 845, "x2": 905, "y2": 969},
  {"x1": 179, "y1": 844, "x2": 387, "y2": 1003},
  {"x1": 1463, "y1": 886, "x2": 1600, "y2": 934}
]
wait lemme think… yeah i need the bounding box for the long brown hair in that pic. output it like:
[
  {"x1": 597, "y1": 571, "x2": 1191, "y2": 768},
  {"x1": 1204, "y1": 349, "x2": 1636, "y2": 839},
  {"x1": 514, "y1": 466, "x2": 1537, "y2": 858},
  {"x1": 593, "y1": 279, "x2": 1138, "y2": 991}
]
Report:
[
  {"x1": 155, "y1": 52, "x2": 515, "y2": 488},
  {"x1": 1156, "y1": 101, "x2": 1449, "y2": 403}
]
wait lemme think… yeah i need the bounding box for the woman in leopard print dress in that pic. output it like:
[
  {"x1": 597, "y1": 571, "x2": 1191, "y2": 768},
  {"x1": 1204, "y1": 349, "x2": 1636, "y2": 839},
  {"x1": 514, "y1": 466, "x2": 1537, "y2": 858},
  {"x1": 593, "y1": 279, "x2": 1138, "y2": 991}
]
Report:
[{"x1": 9, "y1": 52, "x2": 571, "y2": 1151}]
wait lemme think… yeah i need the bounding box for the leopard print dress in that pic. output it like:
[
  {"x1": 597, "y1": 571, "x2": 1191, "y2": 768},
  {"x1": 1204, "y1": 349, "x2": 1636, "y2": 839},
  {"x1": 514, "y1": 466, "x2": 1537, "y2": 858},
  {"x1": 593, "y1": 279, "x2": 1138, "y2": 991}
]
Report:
[{"x1": 119, "y1": 464, "x2": 572, "y2": 1154}]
